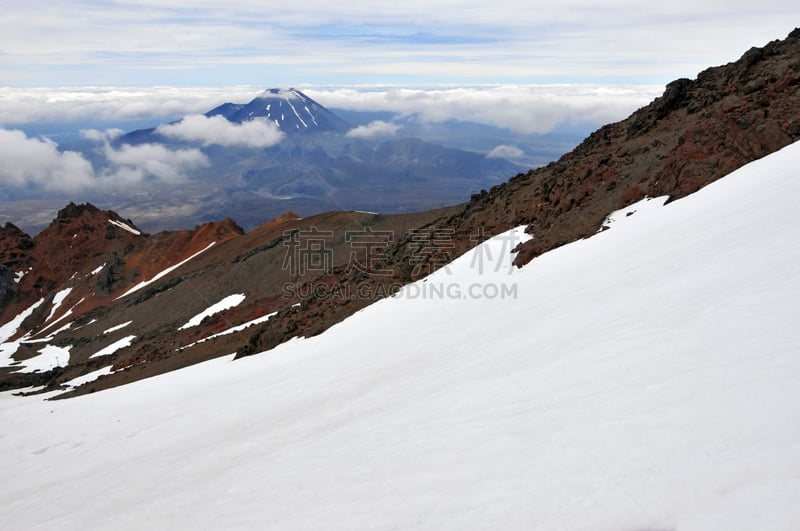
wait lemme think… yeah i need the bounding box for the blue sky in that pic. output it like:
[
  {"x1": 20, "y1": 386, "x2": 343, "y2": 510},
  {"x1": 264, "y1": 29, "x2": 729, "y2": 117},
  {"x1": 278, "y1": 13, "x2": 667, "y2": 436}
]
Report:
[{"x1": 1, "y1": 0, "x2": 796, "y2": 88}]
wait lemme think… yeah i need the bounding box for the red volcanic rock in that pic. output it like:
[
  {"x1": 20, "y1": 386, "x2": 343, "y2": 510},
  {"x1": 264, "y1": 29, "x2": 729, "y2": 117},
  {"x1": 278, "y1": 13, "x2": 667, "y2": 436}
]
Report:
[
  {"x1": 452, "y1": 29, "x2": 800, "y2": 267},
  {"x1": 243, "y1": 30, "x2": 800, "y2": 357},
  {"x1": 0, "y1": 222, "x2": 35, "y2": 270},
  {"x1": 2, "y1": 30, "x2": 799, "y2": 396},
  {"x1": 0, "y1": 202, "x2": 244, "y2": 327},
  {"x1": 250, "y1": 211, "x2": 301, "y2": 235}
]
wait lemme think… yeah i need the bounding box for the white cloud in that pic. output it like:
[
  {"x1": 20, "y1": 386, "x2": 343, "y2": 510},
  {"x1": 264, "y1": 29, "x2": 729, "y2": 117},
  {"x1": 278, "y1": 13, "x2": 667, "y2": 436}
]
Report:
[
  {"x1": 0, "y1": 1, "x2": 793, "y2": 87},
  {"x1": 0, "y1": 85, "x2": 663, "y2": 136},
  {"x1": 309, "y1": 85, "x2": 662, "y2": 134},
  {"x1": 487, "y1": 144, "x2": 524, "y2": 158},
  {"x1": 102, "y1": 142, "x2": 209, "y2": 185},
  {"x1": 0, "y1": 127, "x2": 210, "y2": 193},
  {"x1": 156, "y1": 114, "x2": 284, "y2": 148},
  {"x1": 81, "y1": 128, "x2": 124, "y2": 142},
  {"x1": 0, "y1": 86, "x2": 261, "y2": 126},
  {"x1": 345, "y1": 120, "x2": 401, "y2": 138},
  {"x1": 0, "y1": 128, "x2": 95, "y2": 192}
]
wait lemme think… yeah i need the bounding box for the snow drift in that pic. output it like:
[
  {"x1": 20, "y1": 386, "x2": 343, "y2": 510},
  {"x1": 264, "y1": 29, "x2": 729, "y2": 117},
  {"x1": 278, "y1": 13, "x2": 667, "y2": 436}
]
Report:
[{"x1": 1, "y1": 141, "x2": 799, "y2": 529}]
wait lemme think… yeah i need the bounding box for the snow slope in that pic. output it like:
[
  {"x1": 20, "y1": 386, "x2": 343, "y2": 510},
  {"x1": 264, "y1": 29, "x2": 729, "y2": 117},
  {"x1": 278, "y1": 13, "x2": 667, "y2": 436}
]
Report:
[{"x1": 1, "y1": 142, "x2": 799, "y2": 530}]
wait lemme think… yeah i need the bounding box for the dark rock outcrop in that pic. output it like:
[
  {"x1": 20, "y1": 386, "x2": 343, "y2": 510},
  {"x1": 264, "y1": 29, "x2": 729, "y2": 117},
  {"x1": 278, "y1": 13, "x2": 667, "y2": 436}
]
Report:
[
  {"x1": 94, "y1": 253, "x2": 126, "y2": 297},
  {"x1": 0, "y1": 222, "x2": 34, "y2": 270},
  {"x1": 466, "y1": 28, "x2": 800, "y2": 266},
  {"x1": 2, "y1": 30, "x2": 799, "y2": 397},
  {"x1": 0, "y1": 265, "x2": 17, "y2": 315},
  {"x1": 239, "y1": 29, "x2": 800, "y2": 357}
]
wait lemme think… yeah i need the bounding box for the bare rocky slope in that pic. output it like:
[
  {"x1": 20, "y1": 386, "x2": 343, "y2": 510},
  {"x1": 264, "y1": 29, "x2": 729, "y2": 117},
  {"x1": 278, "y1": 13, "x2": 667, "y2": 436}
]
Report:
[
  {"x1": 241, "y1": 28, "x2": 800, "y2": 358},
  {"x1": 1, "y1": 29, "x2": 798, "y2": 397}
]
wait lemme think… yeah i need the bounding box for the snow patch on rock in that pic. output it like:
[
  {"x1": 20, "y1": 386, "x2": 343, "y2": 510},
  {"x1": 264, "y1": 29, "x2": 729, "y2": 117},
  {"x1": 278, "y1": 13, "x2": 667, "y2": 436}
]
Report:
[{"x1": 178, "y1": 294, "x2": 246, "y2": 330}]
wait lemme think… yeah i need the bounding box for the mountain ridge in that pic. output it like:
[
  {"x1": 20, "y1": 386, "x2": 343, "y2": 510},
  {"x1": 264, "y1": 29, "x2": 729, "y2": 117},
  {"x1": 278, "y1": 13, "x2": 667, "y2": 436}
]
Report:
[
  {"x1": 409, "y1": 28, "x2": 800, "y2": 268},
  {"x1": 108, "y1": 88, "x2": 522, "y2": 228},
  {"x1": 1, "y1": 29, "x2": 798, "y2": 396},
  {"x1": 238, "y1": 28, "x2": 800, "y2": 357},
  {"x1": 223, "y1": 88, "x2": 351, "y2": 134},
  {"x1": 3, "y1": 130, "x2": 799, "y2": 531}
]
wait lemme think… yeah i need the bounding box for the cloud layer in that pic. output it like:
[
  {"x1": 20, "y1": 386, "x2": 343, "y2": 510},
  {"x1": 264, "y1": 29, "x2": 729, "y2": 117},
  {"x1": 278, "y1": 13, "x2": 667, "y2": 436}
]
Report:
[
  {"x1": 101, "y1": 142, "x2": 209, "y2": 185},
  {"x1": 0, "y1": 82, "x2": 665, "y2": 195},
  {"x1": 0, "y1": 129, "x2": 95, "y2": 192},
  {"x1": 487, "y1": 145, "x2": 524, "y2": 159},
  {"x1": 0, "y1": 128, "x2": 209, "y2": 192},
  {"x1": 156, "y1": 115, "x2": 284, "y2": 147},
  {"x1": 0, "y1": 85, "x2": 663, "y2": 135},
  {"x1": 0, "y1": 86, "x2": 260, "y2": 127},
  {"x1": 1, "y1": 1, "x2": 794, "y2": 86},
  {"x1": 346, "y1": 120, "x2": 401, "y2": 138},
  {"x1": 311, "y1": 85, "x2": 662, "y2": 134}
]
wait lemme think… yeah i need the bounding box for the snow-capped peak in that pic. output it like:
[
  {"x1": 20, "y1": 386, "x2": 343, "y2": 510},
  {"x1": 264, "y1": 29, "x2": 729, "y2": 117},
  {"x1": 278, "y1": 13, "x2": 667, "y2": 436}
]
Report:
[
  {"x1": 263, "y1": 87, "x2": 303, "y2": 99},
  {"x1": 211, "y1": 88, "x2": 350, "y2": 135}
]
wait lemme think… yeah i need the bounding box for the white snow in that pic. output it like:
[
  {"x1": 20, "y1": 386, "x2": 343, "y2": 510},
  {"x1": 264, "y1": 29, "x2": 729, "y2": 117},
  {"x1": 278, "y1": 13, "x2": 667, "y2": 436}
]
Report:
[
  {"x1": 305, "y1": 105, "x2": 318, "y2": 126},
  {"x1": 16, "y1": 344, "x2": 71, "y2": 373},
  {"x1": 29, "y1": 319, "x2": 73, "y2": 342},
  {"x1": 102, "y1": 320, "x2": 132, "y2": 335},
  {"x1": 0, "y1": 341, "x2": 21, "y2": 367},
  {"x1": 287, "y1": 100, "x2": 308, "y2": 128},
  {"x1": 90, "y1": 263, "x2": 106, "y2": 275},
  {"x1": 0, "y1": 142, "x2": 799, "y2": 530},
  {"x1": 0, "y1": 298, "x2": 47, "y2": 368},
  {"x1": 89, "y1": 335, "x2": 136, "y2": 359},
  {"x1": 63, "y1": 365, "x2": 114, "y2": 389},
  {"x1": 115, "y1": 242, "x2": 216, "y2": 299},
  {"x1": 0, "y1": 298, "x2": 44, "y2": 345},
  {"x1": 178, "y1": 293, "x2": 246, "y2": 330},
  {"x1": 45, "y1": 287, "x2": 72, "y2": 323},
  {"x1": 39, "y1": 297, "x2": 85, "y2": 335},
  {"x1": 180, "y1": 311, "x2": 277, "y2": 350},
  {"x1": 601, "y1": 195, "x2": 669, "y2": 229},
  {"x1": 13, "y1": 270, "x2": 25, "y2": 283},
  {"x1": 108, "y1": 219, "x2": 141, "y2": 236}
]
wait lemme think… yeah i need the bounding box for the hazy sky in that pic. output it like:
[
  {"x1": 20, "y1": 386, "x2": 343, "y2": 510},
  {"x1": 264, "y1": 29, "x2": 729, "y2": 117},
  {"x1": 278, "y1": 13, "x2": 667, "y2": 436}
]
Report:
[
  {"x1": 1, "y1": 1, "x2": 796, "y2": 87},
  {"x1": 0, "y1": 1, "x2": 796, "y2": 199}
]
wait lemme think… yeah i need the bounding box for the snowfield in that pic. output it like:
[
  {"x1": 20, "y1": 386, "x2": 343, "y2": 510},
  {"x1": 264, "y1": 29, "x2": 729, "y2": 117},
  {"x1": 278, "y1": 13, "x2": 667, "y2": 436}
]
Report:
[{"x1": 1, "y1": 142, "x2": 799, "y2": 530}]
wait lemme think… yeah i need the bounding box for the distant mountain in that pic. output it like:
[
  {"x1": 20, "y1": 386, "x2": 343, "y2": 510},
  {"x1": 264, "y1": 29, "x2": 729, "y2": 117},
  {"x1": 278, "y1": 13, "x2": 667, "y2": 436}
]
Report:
[
  {"x1": 7, "y1": 141, "x2": 799, "y2": 529},
  {"x1": 207, "y1": 88, "x2": 351, "y2": 134},
  {"x1": 111, "y1": 89, "x2": 527, "y2": 230},
  {"x1": 3, "y1": 30, "x2": 800, "y2": 531},
  {"x1": 235, "y1": 137, "x2": 521, "y2": 205},
  {"x1": 120, "y1": 88, "x2": 349, "y2": 145},
  {"x1": 2, "y1": 30, "x2": 797, "y2": 400}
]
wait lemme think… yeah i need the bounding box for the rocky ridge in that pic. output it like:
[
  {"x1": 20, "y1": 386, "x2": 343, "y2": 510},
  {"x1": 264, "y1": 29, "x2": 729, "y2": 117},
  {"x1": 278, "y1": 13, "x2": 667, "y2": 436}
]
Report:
[
  {"x1": 240, "y1": 29, "x2": 800, "y2": 357},
  {"x1": 1, "y1": 30, "x2": 798, "y2": 397}
]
